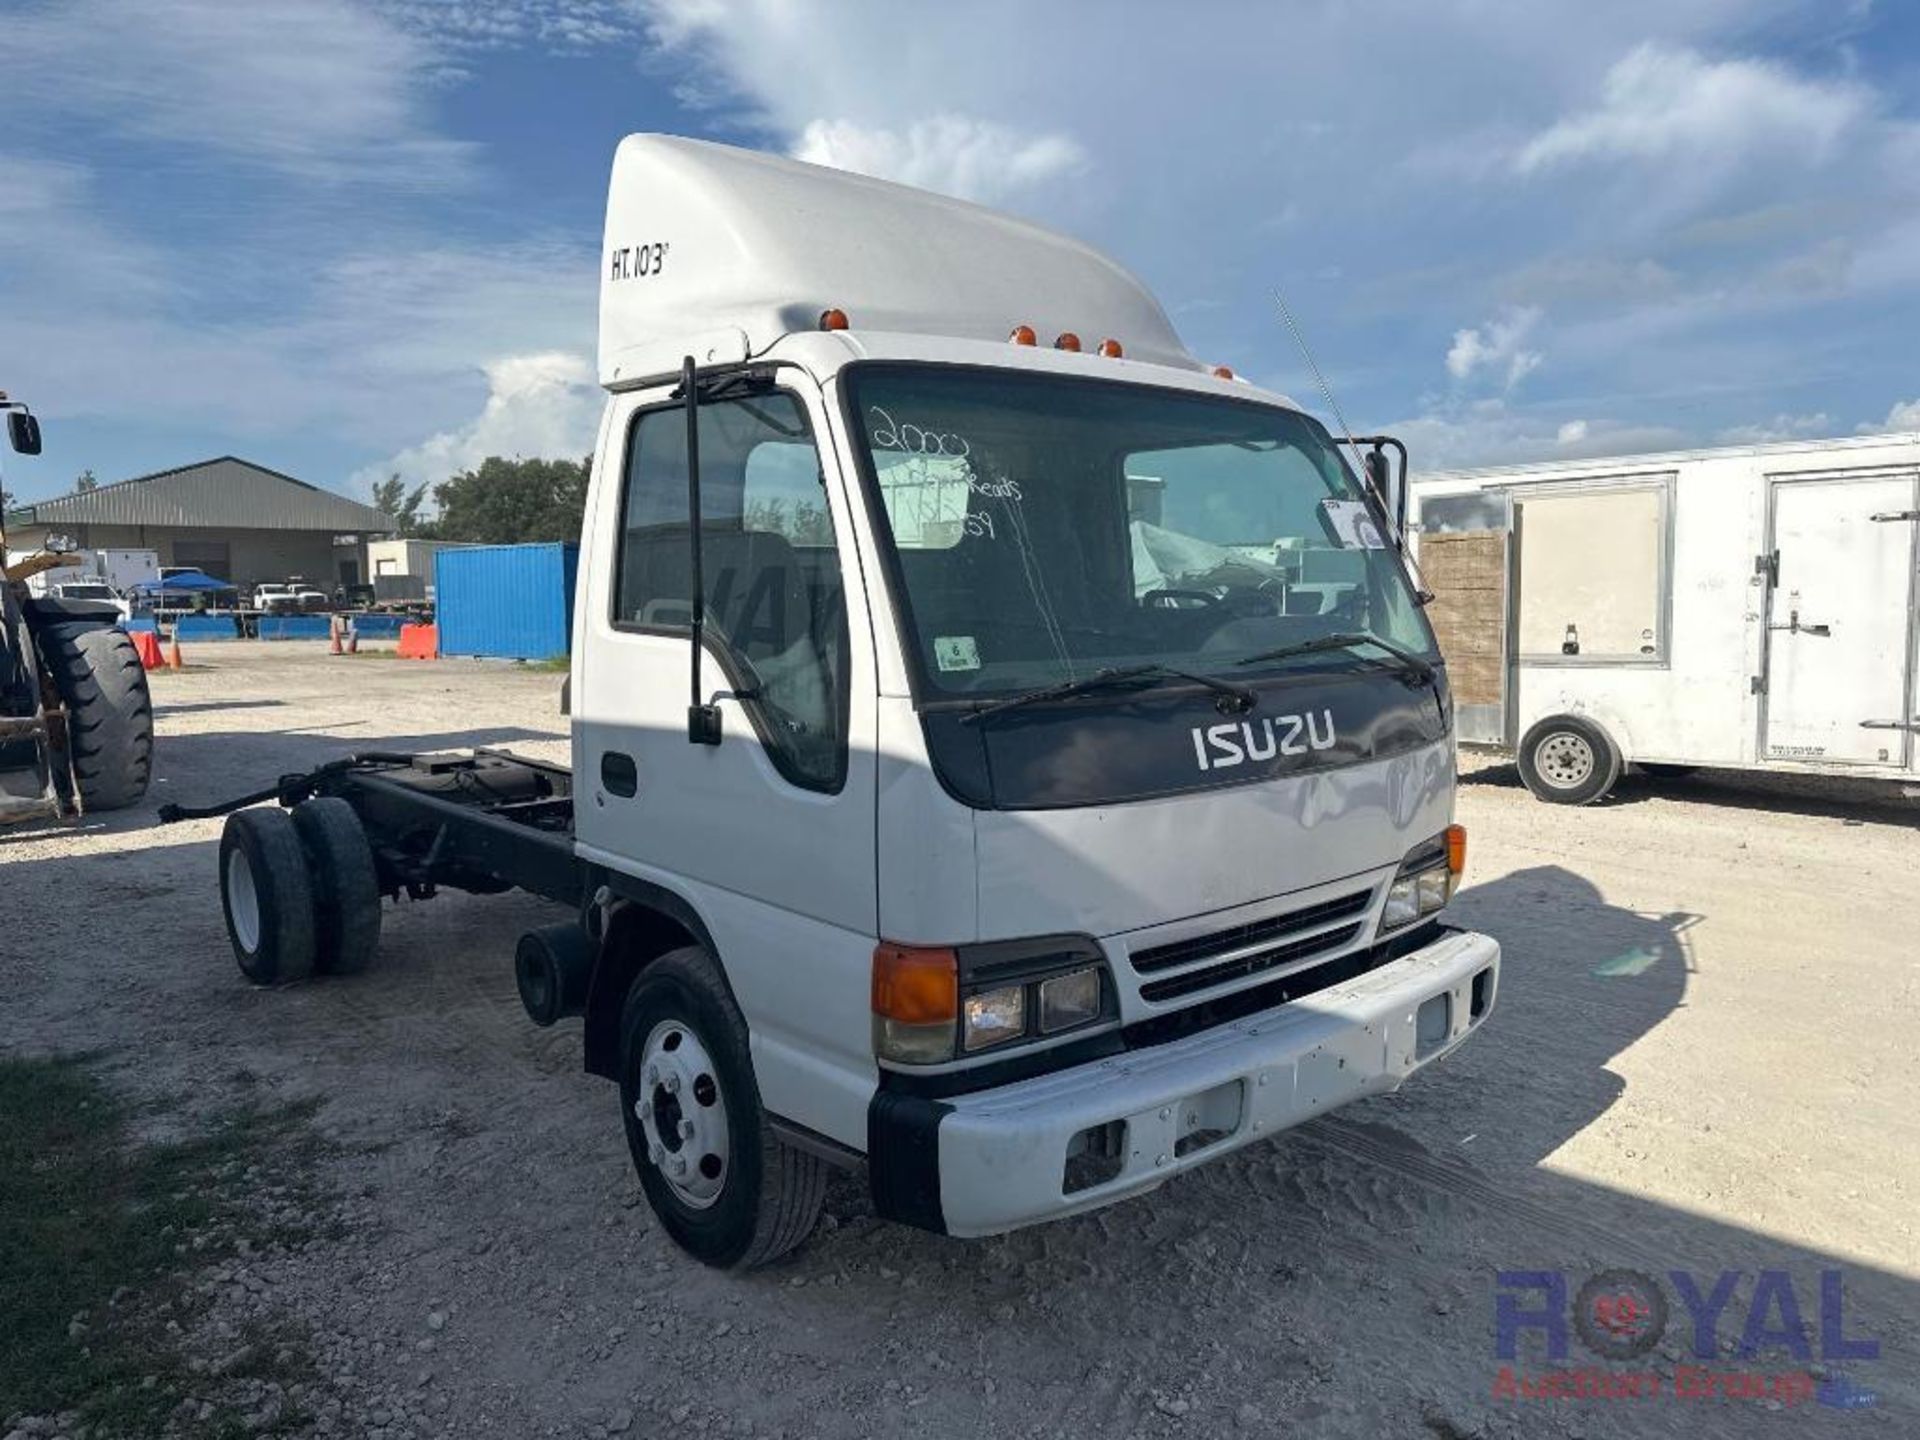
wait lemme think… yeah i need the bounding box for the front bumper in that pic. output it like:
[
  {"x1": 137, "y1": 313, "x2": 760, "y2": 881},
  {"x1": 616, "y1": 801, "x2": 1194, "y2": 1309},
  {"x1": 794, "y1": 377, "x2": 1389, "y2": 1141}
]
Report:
[{"x1": 871, "y1": 926, "x2": 1499, "y2": 1238}]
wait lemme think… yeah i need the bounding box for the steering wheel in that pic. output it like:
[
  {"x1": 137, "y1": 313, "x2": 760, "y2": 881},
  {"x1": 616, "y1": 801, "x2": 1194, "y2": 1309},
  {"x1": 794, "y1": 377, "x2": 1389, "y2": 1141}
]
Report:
[{"x1": 1141, "y1": 588, "x2": 1221, "y2": 611}]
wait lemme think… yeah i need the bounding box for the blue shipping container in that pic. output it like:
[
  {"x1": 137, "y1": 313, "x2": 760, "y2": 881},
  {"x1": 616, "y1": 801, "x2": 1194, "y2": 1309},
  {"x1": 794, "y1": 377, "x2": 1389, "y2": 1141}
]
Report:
[{"x1": 434, "y1": 542, "x2": 579, "y2": 660}]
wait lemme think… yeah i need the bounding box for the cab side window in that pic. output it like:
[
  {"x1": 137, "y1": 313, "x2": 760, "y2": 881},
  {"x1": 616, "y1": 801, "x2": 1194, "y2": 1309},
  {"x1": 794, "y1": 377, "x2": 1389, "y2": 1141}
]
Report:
[{"x1": 615, "y1": 391, "x2": 850, "y2": 792}]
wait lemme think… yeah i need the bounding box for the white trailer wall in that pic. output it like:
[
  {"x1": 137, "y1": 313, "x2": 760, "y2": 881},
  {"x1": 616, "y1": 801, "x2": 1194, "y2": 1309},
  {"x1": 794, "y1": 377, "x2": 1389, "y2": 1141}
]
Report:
[{"x1": 1412, "y1": 432, "x2": 1920, "y2": 780}]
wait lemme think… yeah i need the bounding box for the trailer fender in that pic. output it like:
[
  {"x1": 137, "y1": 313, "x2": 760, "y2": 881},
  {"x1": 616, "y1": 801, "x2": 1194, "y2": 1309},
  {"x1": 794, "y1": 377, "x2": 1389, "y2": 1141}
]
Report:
[
  {"x1": 1515, "y1": 686, "x2": 1639, "y2": 768},
  {"x1": 581, "y1": 871, "x2": 725, "y2": 1079}
]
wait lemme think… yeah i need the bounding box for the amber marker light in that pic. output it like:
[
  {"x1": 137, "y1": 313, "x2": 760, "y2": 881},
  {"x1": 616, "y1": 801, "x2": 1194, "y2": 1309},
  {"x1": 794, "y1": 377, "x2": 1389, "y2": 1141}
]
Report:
[{"x1": 872, "y1": 943, "x2": 959, "y2": 1064}]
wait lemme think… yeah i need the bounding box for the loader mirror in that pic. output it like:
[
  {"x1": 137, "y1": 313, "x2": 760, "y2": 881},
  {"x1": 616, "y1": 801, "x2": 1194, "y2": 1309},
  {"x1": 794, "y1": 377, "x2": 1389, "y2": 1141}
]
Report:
[{"x1": 8, "y1": 410, "x2": 42, "y2": 456}]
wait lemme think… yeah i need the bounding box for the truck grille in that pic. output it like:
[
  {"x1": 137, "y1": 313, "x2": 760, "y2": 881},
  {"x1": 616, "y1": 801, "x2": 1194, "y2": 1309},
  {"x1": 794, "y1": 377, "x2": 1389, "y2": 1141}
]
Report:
[{"x1": 1130, "y1": 888, "x2": 1374, "y2": 1004}]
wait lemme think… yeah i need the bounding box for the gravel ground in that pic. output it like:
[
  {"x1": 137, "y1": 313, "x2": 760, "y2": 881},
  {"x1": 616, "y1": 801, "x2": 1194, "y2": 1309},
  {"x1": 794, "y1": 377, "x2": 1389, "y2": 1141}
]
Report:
[{"x1": 4, "y1": 641, "x2": 1917, "y2": 1439}]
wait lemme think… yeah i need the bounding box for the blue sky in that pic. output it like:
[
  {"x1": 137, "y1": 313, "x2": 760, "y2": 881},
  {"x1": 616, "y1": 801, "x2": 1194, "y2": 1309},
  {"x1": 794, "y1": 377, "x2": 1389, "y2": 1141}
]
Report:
[{"x1": 2, "y1": 0, "x2": 1917, "y2": 507}]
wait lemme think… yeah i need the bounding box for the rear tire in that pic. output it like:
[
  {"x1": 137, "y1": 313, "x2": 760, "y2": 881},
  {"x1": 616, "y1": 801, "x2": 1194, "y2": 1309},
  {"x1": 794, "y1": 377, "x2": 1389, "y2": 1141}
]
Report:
[
  {"x1": 617, "y1": 946, "x2": 827, "y2": 1268},
  {"x1": 41, "y1": 622, "x2": 152, "y2": 811},
  {"x1": 292, "y1": 797, "x2": 382, "y2": 975},
  {"x1": 1518, "y1": 716, "x2": 1622, "y2": 805},
  {"x1": 220, "y1": 808, "x2": 318, "y2": 984}
]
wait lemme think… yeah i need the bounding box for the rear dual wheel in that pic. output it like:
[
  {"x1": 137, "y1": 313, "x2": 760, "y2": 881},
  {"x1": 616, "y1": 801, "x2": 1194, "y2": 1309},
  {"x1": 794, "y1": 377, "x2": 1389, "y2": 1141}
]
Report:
[{"x1": 219, "y1": 798, "x2": 381, "y2": 983}]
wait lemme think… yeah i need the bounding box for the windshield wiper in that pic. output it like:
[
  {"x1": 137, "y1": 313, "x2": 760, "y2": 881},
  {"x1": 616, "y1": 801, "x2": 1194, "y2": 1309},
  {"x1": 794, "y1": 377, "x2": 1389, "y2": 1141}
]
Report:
[
  {"x1": 1231, "y1": 631, "x2": 1436, "y2": 686},
  {"x1": 961, "y1": 663, "x2": 1257, "y2": 725}
]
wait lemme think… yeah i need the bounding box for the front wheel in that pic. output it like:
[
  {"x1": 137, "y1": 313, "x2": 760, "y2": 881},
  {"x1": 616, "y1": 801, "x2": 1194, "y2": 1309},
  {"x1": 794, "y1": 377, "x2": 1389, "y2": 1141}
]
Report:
[
  {"x1": 1518, "y1": 716, "x2": 1622, "y2": 805},
  {"x1": 617, "y1": 946, "x2": 827, "y2": 1268}
]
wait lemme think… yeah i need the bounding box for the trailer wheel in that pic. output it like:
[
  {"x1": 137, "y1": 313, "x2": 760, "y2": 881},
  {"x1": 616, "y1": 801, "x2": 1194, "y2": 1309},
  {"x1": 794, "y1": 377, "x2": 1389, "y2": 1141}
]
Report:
[
  {"x1": 1518, "y1": 716, "x2": 1621, "y2": 805},
  {"x1": 292, "y1": 797, "x2": 382, "y2": 975},
  {"x1": 41, "y1": 621, "x2": 153, "y2": 811},
  {"x1": 617, "y1": 946, "x2": 827, "y2": 1268},
  {"x1": 219, "y1": 807, "x2": 318, "y2": 985}
]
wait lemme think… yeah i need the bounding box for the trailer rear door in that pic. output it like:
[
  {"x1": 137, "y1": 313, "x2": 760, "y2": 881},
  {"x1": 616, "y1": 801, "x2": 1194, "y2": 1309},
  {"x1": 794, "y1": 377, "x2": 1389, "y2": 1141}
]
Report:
[
  {"x1": 1415, "y1": 493, "x2": 1513, "y2": 746},
  {"x1": 1763, "y1": 471, "x2": 1918, "y2": 767}
]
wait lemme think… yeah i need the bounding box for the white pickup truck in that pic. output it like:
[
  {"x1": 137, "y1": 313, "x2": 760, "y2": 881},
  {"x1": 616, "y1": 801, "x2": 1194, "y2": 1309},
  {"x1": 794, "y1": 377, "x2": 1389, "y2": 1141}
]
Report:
[{"x1": 172, "y1": 135, "x2": 1501, "y2": 1268}]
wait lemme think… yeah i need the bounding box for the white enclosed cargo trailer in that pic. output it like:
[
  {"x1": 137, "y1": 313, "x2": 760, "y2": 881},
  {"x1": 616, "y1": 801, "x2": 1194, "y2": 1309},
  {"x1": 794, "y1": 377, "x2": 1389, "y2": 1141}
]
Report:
[
  {"x1": 174, "y1": 135, "x2": 1501, "y2": 1267},
  {"x1": 1410, "y1": 432, "x2": 1920, "y2": 802}
]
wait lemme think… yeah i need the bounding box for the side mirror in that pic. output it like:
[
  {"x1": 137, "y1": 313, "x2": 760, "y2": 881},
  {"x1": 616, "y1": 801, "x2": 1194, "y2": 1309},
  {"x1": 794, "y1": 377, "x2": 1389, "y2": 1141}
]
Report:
[
  {"x1": 8, "y1": 410, "x2": 43, "y2": 456},
  {"x1": 1356, "y1": 437, "x2": 1409, "y2": 545}
]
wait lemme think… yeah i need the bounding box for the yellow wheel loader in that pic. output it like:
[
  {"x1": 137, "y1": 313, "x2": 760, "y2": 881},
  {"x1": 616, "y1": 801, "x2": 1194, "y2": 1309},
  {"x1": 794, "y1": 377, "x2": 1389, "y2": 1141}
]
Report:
[{"x1": 0, "y1": 393, "x2": 153, "y2": 825}]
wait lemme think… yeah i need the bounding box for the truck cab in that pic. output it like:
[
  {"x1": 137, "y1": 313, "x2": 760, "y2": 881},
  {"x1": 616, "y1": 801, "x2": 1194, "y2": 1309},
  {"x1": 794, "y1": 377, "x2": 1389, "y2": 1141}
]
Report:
[{"x1": 566, "y1": 137, "x2": 1500, "y2": 1261}]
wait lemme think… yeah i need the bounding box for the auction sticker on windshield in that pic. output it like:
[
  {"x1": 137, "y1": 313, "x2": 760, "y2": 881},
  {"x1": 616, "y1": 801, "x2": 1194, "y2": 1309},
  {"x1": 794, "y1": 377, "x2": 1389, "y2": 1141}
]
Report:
[{"x1": 934, "y1": 636, "x2": 981, "y2": 672}]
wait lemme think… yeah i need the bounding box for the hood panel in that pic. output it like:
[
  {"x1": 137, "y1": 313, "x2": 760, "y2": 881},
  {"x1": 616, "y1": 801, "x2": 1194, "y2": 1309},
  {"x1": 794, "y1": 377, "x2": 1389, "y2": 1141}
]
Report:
[
  {"x1": 924, "y1": 669, "x2": 1447, "y2": 810},
  {"x1": 973, "y1": 737, "x2": 1454, "y2": 939}
]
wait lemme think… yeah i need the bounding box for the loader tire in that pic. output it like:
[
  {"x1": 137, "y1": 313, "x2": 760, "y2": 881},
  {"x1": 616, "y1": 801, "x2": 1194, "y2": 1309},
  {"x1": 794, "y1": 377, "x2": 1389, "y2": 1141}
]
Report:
[{"x1": 41, "y1": 621, "x2": 153, "y2": 811}]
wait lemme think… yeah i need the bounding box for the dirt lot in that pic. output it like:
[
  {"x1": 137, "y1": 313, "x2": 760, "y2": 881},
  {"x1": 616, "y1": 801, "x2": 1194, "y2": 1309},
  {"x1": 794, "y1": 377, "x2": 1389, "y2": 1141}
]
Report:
[{"x1": 5, "y1": 641, "x2": 1916, "y2": 1439}]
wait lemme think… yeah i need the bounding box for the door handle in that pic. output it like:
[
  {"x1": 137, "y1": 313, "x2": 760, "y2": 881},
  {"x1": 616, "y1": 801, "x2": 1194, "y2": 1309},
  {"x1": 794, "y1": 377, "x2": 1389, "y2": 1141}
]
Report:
[
  {"x1": 600, "y1": 750, "x2": 638, "y2": 797},
  {"x1": 1860, "y1": 719, "x2": 1920, "y2": 732},
  {"x1": 1767, "y1": 610, "x2": 1830, "y2": 637}
]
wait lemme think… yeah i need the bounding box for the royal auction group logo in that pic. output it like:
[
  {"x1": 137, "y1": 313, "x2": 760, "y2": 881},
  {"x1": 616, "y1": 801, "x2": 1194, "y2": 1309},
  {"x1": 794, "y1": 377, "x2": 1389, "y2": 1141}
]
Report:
[{"x1": 1493, "y1": 1268, "x2": 1879, "y2": 1410}]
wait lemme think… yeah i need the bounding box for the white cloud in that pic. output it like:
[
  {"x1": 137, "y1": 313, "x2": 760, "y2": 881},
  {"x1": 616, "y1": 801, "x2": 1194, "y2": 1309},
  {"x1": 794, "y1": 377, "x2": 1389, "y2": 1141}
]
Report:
[
  {"x1": 1517, "y1": 44, "x2": 1869, "y2": 175},
  {"x1": 1861, "y1": 397, "x2": 1920, "y2": 433},
  {"x1": 791, "y1": 115, "x2": 1085, "y2": 203},
  {"x1": 1395, "y1": 400, "x2": 1688, "y2": 471},
  {"x1": 634, "y1": 2, "x2": 1090, "y2": 204},
  {"x1": 0, "y1": 0, "x2": 474, "y2": 185},
  {"x1": 376, "y1": 1, "x2": 643, "y2": 53},
  {"x1": 1717, "y1": 412, "x2": 1832, "y2": 444},
  {"x1": 354, "y1": 352, "x2": 601, "y2": 495},
  {"x1": 1445, "y1": 307, "x2": 1543, "y2": 390}
]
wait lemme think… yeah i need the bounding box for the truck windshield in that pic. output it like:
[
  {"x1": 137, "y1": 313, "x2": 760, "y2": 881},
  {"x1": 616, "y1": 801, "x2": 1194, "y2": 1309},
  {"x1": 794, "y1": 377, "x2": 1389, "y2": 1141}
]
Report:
[
  {"x1": 60, "y1": 584, "x2": 115, "y2": 600},
  {"x1": 845, "y1": 365, "x2": 1435, "y2": 703}
]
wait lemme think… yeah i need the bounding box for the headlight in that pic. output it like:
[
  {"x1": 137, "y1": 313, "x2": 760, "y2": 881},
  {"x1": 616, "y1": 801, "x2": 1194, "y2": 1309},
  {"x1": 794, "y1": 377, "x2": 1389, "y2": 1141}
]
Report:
[
  {"x1": 1039, "y1": 967, "x2": 1102, "y2": 1033},
  {"x1": 872, "y1": 940, "x2": 1114, "y2": 1065},
  {"x1": 963, "y1": 985, "x2": 1027, "y2": 1051},
  {"x1": 1378, "y1": 825, "x2": 1466, "y2": 935}
]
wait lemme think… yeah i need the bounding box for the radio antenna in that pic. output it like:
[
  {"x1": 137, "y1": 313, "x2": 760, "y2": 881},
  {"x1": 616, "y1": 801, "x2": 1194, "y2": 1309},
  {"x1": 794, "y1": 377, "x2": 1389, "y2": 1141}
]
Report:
[
  {"x1": 1272, "y1": 290, "x2": 1368, "y2": 478},
  {"x1": 1272, "y1": 289, "x2": 1431, "y2": 601}
]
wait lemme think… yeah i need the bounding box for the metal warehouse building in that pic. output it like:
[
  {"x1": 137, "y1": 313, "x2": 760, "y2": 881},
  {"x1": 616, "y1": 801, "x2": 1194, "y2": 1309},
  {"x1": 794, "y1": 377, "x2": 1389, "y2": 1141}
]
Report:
[{"x1": 3, "y1": 457, "x2": 394, "y2": 591}]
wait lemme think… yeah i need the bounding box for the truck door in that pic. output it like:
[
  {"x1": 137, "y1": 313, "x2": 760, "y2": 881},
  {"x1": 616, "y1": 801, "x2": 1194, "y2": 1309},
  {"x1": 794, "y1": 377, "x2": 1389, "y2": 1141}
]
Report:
[
  {"x1": 574, "y1": 377, "x2": 879, "y2": 1137},
  {"x1": 1763, "y1": 471, "x2": 1919, "y2": 767}
]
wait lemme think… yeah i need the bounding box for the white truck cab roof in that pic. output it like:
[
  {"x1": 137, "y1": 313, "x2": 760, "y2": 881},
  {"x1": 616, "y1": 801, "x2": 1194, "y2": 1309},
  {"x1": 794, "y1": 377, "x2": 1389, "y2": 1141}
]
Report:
[{"x1": 599, "y1": 134, "x2": 1277, "y2": 400}]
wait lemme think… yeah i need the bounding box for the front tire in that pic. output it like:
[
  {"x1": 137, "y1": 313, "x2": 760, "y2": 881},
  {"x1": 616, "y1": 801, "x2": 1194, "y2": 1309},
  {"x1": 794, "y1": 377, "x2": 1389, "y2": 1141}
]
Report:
[
  {"x1": 617, "y1": 946, "x2": 827, "y2": 1268},
  {"x1": 41, "y1": 622, "x2": 153, "y2": 811},
  {"x1": 1518, "y1": 715, "x2": 1622, "y2": 805}
]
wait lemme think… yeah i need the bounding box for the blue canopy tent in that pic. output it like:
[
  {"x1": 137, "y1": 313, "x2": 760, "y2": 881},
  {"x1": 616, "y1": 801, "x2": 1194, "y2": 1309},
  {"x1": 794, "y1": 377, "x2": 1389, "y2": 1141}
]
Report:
[{"x1": 128, "y1": 570, "x2": 235, "y2": 596}]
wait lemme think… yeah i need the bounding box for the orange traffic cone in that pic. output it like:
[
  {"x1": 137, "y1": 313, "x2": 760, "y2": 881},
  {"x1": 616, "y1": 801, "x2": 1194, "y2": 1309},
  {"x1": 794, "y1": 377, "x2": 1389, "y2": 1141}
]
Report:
[
  {"x1": 167, "y1": 634, "x2": 184, "y2": 669},
  {"x1": 328, "y1": 616, "x2": 344, "y2": 655}
]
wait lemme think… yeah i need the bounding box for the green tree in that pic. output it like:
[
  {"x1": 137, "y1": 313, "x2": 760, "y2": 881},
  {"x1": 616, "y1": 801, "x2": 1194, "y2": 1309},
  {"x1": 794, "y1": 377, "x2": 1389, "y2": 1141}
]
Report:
[
  {"x1": 74, "y1": 468, "x2": 98, "y2": 493},
  {"x1": 370, "y1": 472, "x2": 432, "y2": 537},
  {"x1": 431, "y1": 456, "x2": 589, "y2": 545}
]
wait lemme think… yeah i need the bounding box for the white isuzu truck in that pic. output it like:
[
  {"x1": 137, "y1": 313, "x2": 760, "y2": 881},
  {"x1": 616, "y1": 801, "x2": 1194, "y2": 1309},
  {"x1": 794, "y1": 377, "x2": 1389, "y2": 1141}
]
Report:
[{"x1": 168, "y1": 136, "x2": 1501, "y2": 1268}]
